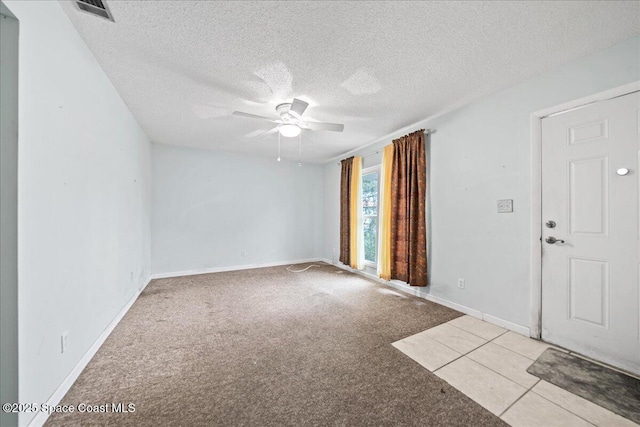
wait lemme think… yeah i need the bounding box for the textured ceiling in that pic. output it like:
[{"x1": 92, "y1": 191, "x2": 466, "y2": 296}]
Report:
[{"x1": 59, "y1": 1, "x2": 640, "y2": 163}]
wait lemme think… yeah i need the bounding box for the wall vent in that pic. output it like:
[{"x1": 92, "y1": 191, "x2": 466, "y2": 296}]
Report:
[{"x1": 75, "y1": 0, "x2": 114, "y2": 22}]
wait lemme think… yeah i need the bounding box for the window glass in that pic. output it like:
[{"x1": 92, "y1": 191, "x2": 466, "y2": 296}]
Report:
[{"x1": 362, "y1": 171, "x2": 378, "y2": 264}]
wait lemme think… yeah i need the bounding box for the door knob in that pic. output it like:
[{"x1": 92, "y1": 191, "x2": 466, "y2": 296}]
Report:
[
  {"x1": 545, "y1": 236, "x2": 565, "y2": 244},
  {"x1": 616, "y1": 168, "x2": 629, "y2": 176}
]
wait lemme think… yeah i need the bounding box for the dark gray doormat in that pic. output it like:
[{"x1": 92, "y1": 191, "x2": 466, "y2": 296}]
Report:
[{"x1": 527, "y1": 348, "x2": 640, "y2": 424}]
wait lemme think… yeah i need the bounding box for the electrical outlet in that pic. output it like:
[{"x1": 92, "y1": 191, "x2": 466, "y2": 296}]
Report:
[
  {"x1": 241, "y1": 249, "x2": 246, "y2": 256},
  {"x1": 130, "y1": 271, "x2": 134, "y2": 281},
  {"x1": 61, "y1": 331, "x2": 69, "y2": 353},
  {"x1": 457, "y1": 278, "x2": 465, "y2": 289},
  {"x1": 497, "y1": 199, "x2": 513, "y2": 213}
]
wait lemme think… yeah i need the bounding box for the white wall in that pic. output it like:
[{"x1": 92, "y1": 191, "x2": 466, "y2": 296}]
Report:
[
  {"x1": 323, "y1": 35, "x2": 640, "y2": 330},
  {"x1": 2, "y1": 3, "x2": 636, "y2": 424},
  {"x1": 0, "y1": 4, "x2": 19, "y2": 427},
  {"x1": 4, "y1": 2, "x2": 153, "y2": 425},
  {"x1": 152, "y1": 144, "x2": 323, "y2": 275}
]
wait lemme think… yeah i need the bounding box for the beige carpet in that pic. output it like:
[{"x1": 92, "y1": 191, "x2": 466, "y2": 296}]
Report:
[{"x1": 46, "y1": 263, "x2": 506, "y2": 426}]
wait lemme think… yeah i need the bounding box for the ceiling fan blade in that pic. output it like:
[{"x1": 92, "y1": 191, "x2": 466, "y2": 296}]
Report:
[
  {"x1": 262, "y1": 127, "x2": 280, "y2": 138},
  {"x1": 244, "y1": 128, "x2": 268, "y2": 139},
  {"x1": 289, "y1": 98, "x2": 309, "y2": 118},
  {"x1": 245, "y1": 126, "x2": 279, "y2": 140},
  {"x1": 300, "y1": 121, "x2": 344, "y2": 132},
  {"x1": 232, "y1": 111, "x2": 277, "y2": 122}
]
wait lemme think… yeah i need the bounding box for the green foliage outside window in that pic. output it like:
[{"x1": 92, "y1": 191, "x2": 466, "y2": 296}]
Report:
[{"x1": 362, "y1": 174, "x2": 378, "y2": 263}]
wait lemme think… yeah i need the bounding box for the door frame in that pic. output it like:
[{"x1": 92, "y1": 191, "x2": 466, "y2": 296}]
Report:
[
  {"x1": 0, "y1": 3, "x2": 19, "y2": 427},
  {"x1": 529, "y1": 81, "x2": 640, "y2": 339}
]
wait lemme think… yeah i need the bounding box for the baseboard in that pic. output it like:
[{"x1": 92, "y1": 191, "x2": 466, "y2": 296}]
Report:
[
  {"x1": 149, "y1": 258, "x2": 326, "y2": 280},
  {"x1": 419, "y1": 290, "x2": 484, "y2": 319},
  {"x1": 29, "y1": 258, "x2": 327, "y2": 425},
  {"x1": 27, "y1": 276, "x2": 153, "y2": 427},
  {"x1": 27, "y1": 258, "x2": 529, "y2": 426},
  {"x1": 481, "y1": 313, "x2": 530, "y2": 337},
  {"x1": 327, "y1": 260, "x2": 530, "y2": 337}
]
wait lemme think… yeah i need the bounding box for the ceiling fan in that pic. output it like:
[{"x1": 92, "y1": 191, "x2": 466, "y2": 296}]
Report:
[{"x1": 232, "y1": 98, "x2": 344, "y2": 138}]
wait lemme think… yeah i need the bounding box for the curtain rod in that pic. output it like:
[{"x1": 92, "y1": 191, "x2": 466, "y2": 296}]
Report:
[{"x1": 337, "y1": 129, "x2": 436, "y2": 165}]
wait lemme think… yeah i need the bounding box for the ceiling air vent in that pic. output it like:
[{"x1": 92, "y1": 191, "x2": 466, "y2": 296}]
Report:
[{"x1": 75, "y1": 0, "x2": 114, "y2": 22}]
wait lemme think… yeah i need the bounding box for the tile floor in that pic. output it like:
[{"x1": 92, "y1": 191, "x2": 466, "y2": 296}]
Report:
[{"x1": 392, "y1": 315, "x2": 638, "y2": 427}]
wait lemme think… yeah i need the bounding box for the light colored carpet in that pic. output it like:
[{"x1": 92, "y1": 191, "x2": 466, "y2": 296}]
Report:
[{"x1": 46, "y1": 263, "x2": 506, "y2": 426}]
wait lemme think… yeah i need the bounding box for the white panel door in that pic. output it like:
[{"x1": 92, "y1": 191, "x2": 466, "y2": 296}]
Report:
[{"x1": 541, "y1": 91, "x2": 640, "y2": 375}]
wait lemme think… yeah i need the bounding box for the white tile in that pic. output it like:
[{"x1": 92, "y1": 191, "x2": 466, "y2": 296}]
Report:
[
  {"x1": 392, "y1": 331, "x2": 462, "y2": 371},
  {"x1": 493, "y1": 331, "x2": 557, "y2": 360},
  {"x1": 532, "y1": 381, "x2": 639, "y2": 427},
  {"x1": 467, "y1": 342, "x2": 539, "y2": 388},
  {"x1": 423, "y1": 323, "x2": 486, "y2": 354},
  {"x1": 501, "y1": 392, "x2": 594, "y2": 427},
  {"x1": 435, "y1": 356, "x2": 527, "y2": 415},
  {"x1": 448, "y1": 315, "x2": 507, "y2": 340}
]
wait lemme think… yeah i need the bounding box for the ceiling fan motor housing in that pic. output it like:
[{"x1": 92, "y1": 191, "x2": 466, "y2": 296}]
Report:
[
  {"x1": 232, "y1": 98, "x2": 343, "y2": 133},
  {"x1": 276, "y1": 103, "x2": 295, "y2": 123}
]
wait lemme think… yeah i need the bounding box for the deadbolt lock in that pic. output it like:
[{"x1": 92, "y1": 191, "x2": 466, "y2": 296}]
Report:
[{"x1": 545, "y1": 220, "x2": 556, "y2": 228}]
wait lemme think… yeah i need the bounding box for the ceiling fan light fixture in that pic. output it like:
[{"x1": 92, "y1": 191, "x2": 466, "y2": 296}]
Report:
[{"x1": 279, "y1": 124, "x2": 301, "y2": 138}]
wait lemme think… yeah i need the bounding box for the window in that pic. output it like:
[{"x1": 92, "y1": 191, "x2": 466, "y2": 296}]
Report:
[{"x1": 362, "y1": 166, "x2": 380, "y2": 266}]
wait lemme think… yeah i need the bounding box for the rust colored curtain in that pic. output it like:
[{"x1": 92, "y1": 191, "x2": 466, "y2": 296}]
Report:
[
  {"x1": 339, "y1": 157, "x2": 354, "y2": 264},
  {"x1": 390, "y1": 130, "x2": 427, "y2": 286}
]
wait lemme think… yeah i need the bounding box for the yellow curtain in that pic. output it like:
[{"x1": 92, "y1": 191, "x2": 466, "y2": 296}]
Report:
[
  {"x1": 377, "y1": 144, "x2": 393, "y2": 280},
  {"x1": 349, "y1": 157, "x2": 364, "y2": 269}
]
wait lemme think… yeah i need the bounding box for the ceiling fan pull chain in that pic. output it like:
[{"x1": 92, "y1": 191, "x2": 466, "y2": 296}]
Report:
[
  {"x1": 298, "y1": 133, "x2": 302, "y2": 167},
  {"x1": 277, "y1": 132, "x2": 281, "y2": 162}
]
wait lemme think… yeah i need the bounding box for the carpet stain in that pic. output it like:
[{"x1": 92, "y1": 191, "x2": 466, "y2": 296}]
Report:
[{"x1": 46, "y1": 263, "x2": 506, "y2": 427}]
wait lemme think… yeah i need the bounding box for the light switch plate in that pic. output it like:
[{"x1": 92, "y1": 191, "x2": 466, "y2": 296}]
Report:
[{"x1": 497, "y1": 199, "x2": 513, "y2": 213}]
